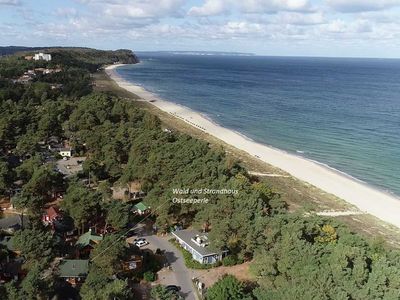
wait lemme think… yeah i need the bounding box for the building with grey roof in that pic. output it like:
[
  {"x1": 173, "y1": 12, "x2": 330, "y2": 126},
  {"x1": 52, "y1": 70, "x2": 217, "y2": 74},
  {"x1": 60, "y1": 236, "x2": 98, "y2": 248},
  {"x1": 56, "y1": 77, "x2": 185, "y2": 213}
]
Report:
[
  {"x1": 0, "y1": 214, "x2": 29, "y2": 234},
  {"x1": 172, "y1": 229, "x2": 228, "y2": 264}
]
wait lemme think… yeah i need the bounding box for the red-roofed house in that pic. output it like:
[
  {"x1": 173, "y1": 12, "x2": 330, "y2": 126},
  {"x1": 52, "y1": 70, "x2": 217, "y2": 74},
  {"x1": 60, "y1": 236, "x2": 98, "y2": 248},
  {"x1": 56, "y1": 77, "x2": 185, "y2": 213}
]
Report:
[{"x1": 42, "y1": 207, "x2": 61, "y2": 225}]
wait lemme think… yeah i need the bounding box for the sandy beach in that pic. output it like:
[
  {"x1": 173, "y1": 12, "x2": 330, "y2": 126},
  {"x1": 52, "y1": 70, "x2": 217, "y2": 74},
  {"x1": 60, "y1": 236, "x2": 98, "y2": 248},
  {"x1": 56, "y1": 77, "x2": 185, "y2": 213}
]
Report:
[{"x1": 106, "y1": 64, "x2": 400, "y2": 229}]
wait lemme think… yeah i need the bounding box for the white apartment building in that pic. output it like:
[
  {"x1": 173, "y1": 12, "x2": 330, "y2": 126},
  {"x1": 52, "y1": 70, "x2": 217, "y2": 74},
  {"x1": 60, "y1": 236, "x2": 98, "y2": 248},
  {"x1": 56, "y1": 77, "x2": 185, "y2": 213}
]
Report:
[{"x1": 33, "y1": 52, "x2": 52, "y2": 61}]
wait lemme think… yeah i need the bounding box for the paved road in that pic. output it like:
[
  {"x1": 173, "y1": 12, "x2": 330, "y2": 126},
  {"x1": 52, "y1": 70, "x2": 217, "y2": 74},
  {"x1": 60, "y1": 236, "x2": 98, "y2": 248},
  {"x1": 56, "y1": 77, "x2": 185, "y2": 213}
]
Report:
[{"x1": 142, "y1": 233, "x2": 197, "y2": 300}]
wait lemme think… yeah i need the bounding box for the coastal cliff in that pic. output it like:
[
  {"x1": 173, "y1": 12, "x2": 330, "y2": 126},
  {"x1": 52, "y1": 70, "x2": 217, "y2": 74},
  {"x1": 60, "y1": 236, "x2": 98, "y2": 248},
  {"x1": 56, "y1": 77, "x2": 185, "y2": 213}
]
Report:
[
  {"x1": 0, "y1": 46, "x2": 139, "y2": 72},
  {"x1": 41, "y1": 48, "x2": 139, "y2": 71},
  {"x1": 112, "y1": 49, "x2": 139, "y2": 64}
]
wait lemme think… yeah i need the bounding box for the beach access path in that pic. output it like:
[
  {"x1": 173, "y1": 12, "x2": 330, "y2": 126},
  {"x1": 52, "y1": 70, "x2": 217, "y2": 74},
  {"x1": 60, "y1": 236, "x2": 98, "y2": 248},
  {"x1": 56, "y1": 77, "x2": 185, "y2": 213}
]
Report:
[{"x1": 105, "y1": 64, "x2": 400, "y2": 230}]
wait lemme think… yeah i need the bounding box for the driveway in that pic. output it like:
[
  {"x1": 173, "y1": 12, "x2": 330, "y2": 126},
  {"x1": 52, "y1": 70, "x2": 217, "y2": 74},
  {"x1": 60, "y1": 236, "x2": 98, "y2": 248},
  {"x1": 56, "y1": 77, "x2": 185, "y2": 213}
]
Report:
[{"x1": 142, "y1": 233, "x2": 197, "y2": 300}]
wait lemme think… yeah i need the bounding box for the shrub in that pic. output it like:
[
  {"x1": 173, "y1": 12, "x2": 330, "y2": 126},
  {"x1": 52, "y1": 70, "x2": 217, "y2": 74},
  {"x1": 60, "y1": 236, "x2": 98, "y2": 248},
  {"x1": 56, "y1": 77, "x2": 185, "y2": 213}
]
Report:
[
  {"x1": 206, "y1": 275, "x2": 249, "y2": 300},
  {"x1": 143, "y1": 270, "x2": 156, "y2": 282},
  {"x1": 222, "y1": 255, "x2": 240, "y2": 266}
]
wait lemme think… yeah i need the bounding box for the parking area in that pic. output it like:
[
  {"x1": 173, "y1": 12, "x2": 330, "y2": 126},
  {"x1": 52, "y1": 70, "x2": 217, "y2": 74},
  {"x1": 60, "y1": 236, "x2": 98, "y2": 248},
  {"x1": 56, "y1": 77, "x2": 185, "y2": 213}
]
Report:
[{"x1": 56, "y1": 157, "x2": 86, "y2": 177}]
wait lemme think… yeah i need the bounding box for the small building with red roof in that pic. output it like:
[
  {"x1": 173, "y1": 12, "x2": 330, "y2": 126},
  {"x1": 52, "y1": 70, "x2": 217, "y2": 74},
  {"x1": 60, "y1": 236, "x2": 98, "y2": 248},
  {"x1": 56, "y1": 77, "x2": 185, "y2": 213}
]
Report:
[{"x1": 42, "y1": 206, "x2": 62, "y2": 225}]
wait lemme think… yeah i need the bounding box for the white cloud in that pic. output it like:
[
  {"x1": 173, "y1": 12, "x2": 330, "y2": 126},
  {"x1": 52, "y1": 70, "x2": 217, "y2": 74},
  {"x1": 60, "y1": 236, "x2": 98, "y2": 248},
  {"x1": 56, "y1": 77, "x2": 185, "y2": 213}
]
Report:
[
  {"x1": 275, "y1": 11, "x2": 325, "y2": 25},
  {"x1": 320, "y1": 18, "x2": 383, "y2": 41},
  {"x1": 0, "y1": 0, "x2": 20, "y2": 5},
  {"x1": 221, "y1": 21, "x2": 264, "y2": 34},
  {"x1": 55, "y1": 7, "x2": 78, "y2": 17},
  {"x1": 240, "y1": 0, "x2": 312, "y2": 13},
  {"x1": 80, "y1": 0, "x2": 185, "y2": 19},
  {"x1": 188, "y1": 0, "x2": 313, "y2": 17},
  {"x1": 189, "y1": 0, "x2": 227, "y2": 16},
  {"x1": 326, "y1": 0, "x2": 400, "y2": 13}
]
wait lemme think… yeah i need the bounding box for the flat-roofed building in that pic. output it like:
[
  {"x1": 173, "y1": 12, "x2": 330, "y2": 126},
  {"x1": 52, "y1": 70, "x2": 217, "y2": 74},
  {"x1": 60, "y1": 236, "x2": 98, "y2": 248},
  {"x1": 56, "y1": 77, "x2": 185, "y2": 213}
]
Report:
[
  {"x1": 172, "y1": 229, "x2": 228, "y2": 264},
  {"x1": 33, "y1": 52, "x2": 52, "y2": 61}
]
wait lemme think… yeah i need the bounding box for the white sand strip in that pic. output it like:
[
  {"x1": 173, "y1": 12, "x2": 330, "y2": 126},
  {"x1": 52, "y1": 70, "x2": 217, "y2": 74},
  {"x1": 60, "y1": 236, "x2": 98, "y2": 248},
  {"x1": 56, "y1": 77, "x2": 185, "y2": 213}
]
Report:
[
  {"x1": 248, "y1": 171, "x2": 290, "y2": 178},
  {"x1": 106, "y1": 64, "x2": 400, "y2": 229},
  {"x1": 316, "y1": 211, "x2": 365, "y2": 217}
]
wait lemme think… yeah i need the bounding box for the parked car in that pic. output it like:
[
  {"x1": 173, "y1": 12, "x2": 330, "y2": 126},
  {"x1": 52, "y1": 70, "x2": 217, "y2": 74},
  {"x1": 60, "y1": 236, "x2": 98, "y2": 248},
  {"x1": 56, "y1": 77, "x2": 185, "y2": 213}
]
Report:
[
  {"x1": 134, "y1": 239, "x2": 149, "y2": 247},
  {"x1": 125, "y1": 230, "x2": 136, "y2": 237},
  {"x1": 166, "y1": 285, "x2": 181, "y2": 293},
  {"x1": 166, "y1": 285, "x2": 183, "y2": 299},
  {"x1": 133, "y1": 237, "x2": 146, "y2": 242}
]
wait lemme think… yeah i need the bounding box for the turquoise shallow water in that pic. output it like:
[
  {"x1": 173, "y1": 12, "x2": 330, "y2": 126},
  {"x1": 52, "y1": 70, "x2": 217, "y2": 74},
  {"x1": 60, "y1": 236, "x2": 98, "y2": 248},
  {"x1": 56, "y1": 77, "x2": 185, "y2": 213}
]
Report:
[{"x1": 116, "y1": 54, "x2": 400, "y2": 197}]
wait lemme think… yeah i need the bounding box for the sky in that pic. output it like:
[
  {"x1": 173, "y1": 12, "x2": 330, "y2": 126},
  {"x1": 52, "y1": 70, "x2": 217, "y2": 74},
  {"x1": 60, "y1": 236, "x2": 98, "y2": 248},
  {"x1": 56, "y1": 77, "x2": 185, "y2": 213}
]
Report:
[{"x1": 1, "y1": 0, "x2": 400, "y2": 58}]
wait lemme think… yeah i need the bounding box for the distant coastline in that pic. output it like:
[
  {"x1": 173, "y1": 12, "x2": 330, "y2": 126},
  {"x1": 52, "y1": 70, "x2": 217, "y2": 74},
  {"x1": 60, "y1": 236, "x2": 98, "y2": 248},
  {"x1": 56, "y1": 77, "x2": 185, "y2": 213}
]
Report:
[
  {"x1": 105, "y1": 64, "x2": 400, "y2": 229},
  {"x1": 135, "y1": 50, "x2": 254, "y2": 56}
]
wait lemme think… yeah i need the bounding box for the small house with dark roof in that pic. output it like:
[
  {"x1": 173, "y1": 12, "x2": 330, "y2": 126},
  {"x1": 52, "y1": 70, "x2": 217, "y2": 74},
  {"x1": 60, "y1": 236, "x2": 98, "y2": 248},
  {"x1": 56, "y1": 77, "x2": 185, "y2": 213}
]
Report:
[
  {"x1": 58, "y1": 259, "x2": 89, "y2": 286},
  {"x1": 172, "y1": 229, "x2": 228, "y2": 264},
  {"x1": 0, "y1": 215, "x2": 29, "y2": 234},
  {"x1": 0, "y1": 257, "x2": 24, "y2": 282},
  {"x1": 123, "y1": 254, "x2": 143, "y2": 272}
]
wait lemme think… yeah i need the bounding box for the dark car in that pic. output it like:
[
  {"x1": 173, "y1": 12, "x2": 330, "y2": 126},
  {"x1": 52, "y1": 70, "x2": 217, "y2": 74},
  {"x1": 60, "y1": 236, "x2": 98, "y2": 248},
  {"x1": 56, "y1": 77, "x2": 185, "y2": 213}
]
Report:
[
  {"x1": 166, "y1": 285, "x2": 181, "y2": 293},
  {"x1": 125, "y1": 230, "x2": 136, "y2": 237}
]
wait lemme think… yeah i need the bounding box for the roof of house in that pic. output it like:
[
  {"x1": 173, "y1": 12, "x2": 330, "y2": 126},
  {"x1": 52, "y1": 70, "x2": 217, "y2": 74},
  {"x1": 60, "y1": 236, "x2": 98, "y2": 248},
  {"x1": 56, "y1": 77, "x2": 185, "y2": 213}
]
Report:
[
  {"x1": 47, "y1": 135, "x2": 60, "y2": 142},
  {"x1": 58, "y1": 259, "x2": 89, "y2": 278},
  {"x1": 0, "y1": 215, "x2": 30, "y2": 230},
  {"x1": 75, "y1": 230, "x2": 103, "y2": 249},
  {"x1": 45, "y1": 207, "x2": 60, "y2": 219},
  {"x1": 172, "y1": 229, "x2": 218, "y2": 257},
  {"x1": 1, "y1": 257, "x2": 23, "y2": 276},
  {"x1": 133, "y1": 202, "x2": 148, "y2": 212}
]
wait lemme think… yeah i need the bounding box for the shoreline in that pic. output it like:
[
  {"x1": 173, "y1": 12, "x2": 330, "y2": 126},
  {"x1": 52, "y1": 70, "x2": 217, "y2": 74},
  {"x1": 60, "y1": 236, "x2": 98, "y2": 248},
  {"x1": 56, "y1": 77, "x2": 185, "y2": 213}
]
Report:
[{"x1": 105, "y1": 64, "x2": 400, "y2": 229}]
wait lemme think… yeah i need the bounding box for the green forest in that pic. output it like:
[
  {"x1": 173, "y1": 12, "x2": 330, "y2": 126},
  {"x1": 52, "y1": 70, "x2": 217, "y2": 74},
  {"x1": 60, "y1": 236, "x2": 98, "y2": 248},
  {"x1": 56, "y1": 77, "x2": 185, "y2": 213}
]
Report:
[{"x1": 1, "y1": 48, "x2": 400, "y2": 299}]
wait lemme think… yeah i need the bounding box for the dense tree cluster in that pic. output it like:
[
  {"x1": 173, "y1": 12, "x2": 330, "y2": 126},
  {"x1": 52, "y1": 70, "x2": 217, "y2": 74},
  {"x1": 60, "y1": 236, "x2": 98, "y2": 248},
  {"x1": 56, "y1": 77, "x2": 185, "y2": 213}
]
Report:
[
  {"x1": 79, "y1": 235, "x2": 133, "y2": 300},
  {"x1": 48, "y1": 48, "x2": 138, "y2": 72},
  {"x1": 250, "y1": 215, "x2": 400, "y2": 299}
]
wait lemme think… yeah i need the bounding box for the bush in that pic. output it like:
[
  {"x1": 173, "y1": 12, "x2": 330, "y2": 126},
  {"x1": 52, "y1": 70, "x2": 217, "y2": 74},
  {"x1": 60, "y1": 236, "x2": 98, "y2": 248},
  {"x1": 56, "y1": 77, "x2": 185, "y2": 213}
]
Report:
[
  {"x1": 206, "y1": 275, "x2": 249, "y2": 300},
  {"x1": 151, "y1": 285, "x2": 176, "y2": 300},
  {"x1": 143, "y1": 270, "x2": 156, "y2": 282},
  {"x1": 222, "y1": 255, "x2": 241, "y2": 266}
]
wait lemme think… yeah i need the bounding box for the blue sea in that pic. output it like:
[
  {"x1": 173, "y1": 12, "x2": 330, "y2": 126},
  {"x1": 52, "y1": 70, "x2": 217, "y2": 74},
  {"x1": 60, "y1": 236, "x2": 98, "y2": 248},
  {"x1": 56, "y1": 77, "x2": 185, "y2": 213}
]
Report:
[{"x1": 115, "y1": 53, "x2": 400, "y2": 197}]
